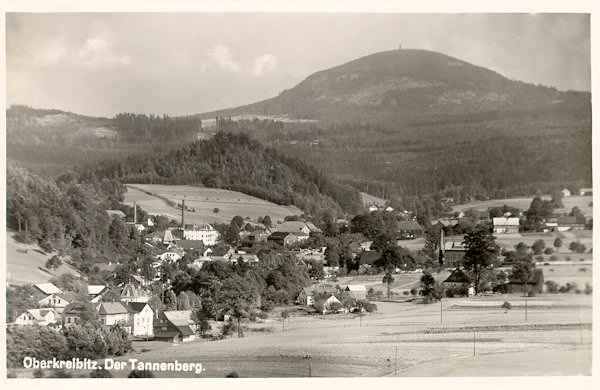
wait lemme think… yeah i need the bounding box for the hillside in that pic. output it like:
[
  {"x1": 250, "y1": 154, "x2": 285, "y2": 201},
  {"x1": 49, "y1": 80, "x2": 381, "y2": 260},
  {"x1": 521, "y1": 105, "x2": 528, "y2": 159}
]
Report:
[
  {"x1": 6, "y1": 230, "x2": 81, "y2": 286},
  {"x1": 200, "y1": 49, "x2": 590, "y2": 123},
  {"x1": 90, "y1": 132, "x2": 364, "y2": 216}
]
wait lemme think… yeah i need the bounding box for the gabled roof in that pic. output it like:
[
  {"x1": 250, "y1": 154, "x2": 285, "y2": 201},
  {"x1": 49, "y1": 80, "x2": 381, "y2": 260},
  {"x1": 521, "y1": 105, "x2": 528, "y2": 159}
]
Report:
[
  {"x1": 268, "y1": 231, "x2": 291, "y2": 239},
  {"x1": 492, "y1": 217, "x2": 520, "y2": 226},
  {"x1": 444, "y1": 269, "x2": 471, "y2": 284},
  {"x1": 126, "y1": 302, "x2": 151, "y2": 314},
  {"x1": 88, "y1": 285, "x2": 108, "y2": 295},
  {"x1": 444, "y1": 241, "x2": 467, "y2": 251},
  {"x1": 121, "y1": 283, "x2": 148, "y2": 299},
  {"x1": 97, "y1": 302, "x2": 129, "y2": 315},
  {"x1": 56, "y1": 291, "x2": 78, "y2": 303},
  {"x1": 175, "y1": 325, "x2": 195, "y2": 336},
  {"x1": 163, "y1": 310, "x2": 194, "y2": 326},
  {"x1": 23, "y1": 308, "x2": 54, "y2": 321},
  {"x1": 397, "y1": 221, "x2": 423, "y2": 231},
  {"x1": 272, "y1": 221, "x2": 321, "y2": 234},
  {"x1": 359, "y1": 251, "x2": 382, "y2": 265},
  {"x1": 34, "y1": 283, "x2": 61, "y2": 295},
  {"x1": 345, "y1": 285, "x2": 367, "y2": 292}
]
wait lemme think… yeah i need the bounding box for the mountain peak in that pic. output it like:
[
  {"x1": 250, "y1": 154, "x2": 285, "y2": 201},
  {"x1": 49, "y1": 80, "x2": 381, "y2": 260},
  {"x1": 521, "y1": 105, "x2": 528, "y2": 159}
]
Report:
[{"x1": 201, "y1": 48, "x2": 589, "y2": 123}]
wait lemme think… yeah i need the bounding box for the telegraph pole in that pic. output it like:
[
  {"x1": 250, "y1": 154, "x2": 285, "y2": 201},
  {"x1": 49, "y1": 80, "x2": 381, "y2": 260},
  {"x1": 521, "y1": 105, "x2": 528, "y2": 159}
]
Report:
[{"x1": 394, "y1": 346, "x2": 398, "y2": 375}]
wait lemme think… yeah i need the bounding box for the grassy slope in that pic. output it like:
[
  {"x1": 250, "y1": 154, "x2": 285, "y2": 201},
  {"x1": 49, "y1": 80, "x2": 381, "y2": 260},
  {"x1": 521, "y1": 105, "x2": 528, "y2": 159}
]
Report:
[
  {"x1": 124, "y1": 184, "x2": 302, "y2": 225},
  {"x1": 6, "y1": 230, "x2": 80, "y2": 285}
]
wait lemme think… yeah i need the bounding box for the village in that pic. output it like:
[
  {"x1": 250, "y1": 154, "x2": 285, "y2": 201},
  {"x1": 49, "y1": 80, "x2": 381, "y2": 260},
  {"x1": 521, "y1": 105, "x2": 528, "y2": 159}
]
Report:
[{"x1": 6, "y1": 185, "x2": 593, "y2": 377}]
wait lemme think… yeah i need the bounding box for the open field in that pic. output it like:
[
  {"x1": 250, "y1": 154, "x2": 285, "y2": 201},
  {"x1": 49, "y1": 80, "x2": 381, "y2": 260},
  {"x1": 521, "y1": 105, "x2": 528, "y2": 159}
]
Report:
[
  {"x1": 79, "y1": 293, "x2": 591, "y2": 378},
  {"x1": 361, "y1": 192, "x2": 387, "y2": 207},
  {"x1": 6, "y1": 230, "x2": 80, "y2": 286},
  {"x1": 452, "y1": 195, "x2": 592, "y2": 217},
  {"x1": 123, "y1": 184, "x2": 302, "y2": 225}
]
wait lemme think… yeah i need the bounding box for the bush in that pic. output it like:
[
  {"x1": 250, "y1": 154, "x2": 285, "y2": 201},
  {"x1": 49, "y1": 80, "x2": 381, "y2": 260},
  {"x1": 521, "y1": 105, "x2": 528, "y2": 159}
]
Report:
[
  {"x1": 128, "y1": 370, "x2": 155, "y2": 378},
  {"x1": 403, "y1": 291, "x2": 410, "y2": 296},
  {"x1": 226, "y1": 372, "x2": 239, "y2": 378},
  {"x1": 549, "y1": 255, "x2": 558, "y2": 261},
  {"x1": 260, "y1": 300, "x2": 275, "y2": 312},
  {"x1": 544, "y1": 248, "x2": 554, "y2": 255},
  {"x1": 527, "y1": 291, "x2": 535, "y2": 297},
  {"x1": 257, "y1": 311, "x2": 269, "y2": 320},
  {"x1": 501, "y1": 301, "x2": 512, "y2": 310},
  {"x1": 545, "y1": 280, "x2": 559, "y2": 293},
  {"x1": 213, "y1": 208, "x2": 219, "y2": 214},
  {"x1": 584, "y1": 284, "x2": 593, "y2": 294}
]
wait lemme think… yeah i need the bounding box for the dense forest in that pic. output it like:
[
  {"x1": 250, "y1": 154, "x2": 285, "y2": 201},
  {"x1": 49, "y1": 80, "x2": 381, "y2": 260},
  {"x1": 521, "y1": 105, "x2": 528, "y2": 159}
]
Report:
[
  {"x1": 215, "y1": 110, "x2": 591, "y2": 203},
  {"x1": 88, "y1": 132, "x2": 363, "y2": 216}
]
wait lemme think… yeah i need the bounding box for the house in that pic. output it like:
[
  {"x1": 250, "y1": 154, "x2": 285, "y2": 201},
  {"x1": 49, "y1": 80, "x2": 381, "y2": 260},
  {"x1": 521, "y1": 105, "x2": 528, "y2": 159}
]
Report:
[
  {"x1": 368, "y1": 205, "x2": 379, "y2": 212},
  {"x1": 229, "y1": 253, "x2": 260, "y2": 264},
  {"x1": 88, "y1": 285, "x2": 110, "y2": 303},
  {"x1": 579, "y1": 187, "x2": 592, "y2": 196},
  {"x1": 359, "y1": 241, "x2": 373, "y2": 251},
  {"x1": 492, "y1": 217, "x2": 520, "y2": 234},
  {"x1": 96, "y1": 302, "x2": 130, "y2": 329},
  {"x1": 322, "y1": 295, "x2": 346, "y2": 314},
  {"x1": 245, "y1": 228, "x2": 270, "y2": 243},
  {"x1": 106, "y1": 210, "x2": 126, "y2": 219},
  {"x1": 154, "y1": 310, "x2": 196, "y2": 343},
  {"x1": 297, "y1": 286, "x2": 337, "y2": 306},
  {"x1": 144, "y1": 230, "x2": 166, "y2": 244},
  {"x1": 443, "y1": 269, "x2": 473, "y2": 296},
  {"x1": 181, "y1": 223, "x2": 220, "y2": 245},
  {"x1": 14, "y1": 309, "x2": 56, "y2": 326},
  {"x1": 268, "y1": 232, "x2": 301, "y2": 246},
  {"x1": 557, "y1": 216, "x2": 586, "y2": 231},
  {"x1": 126, "y1": 302, "x2": 154, "y2": 338},
  {"x1": 397, "y1": 221, "x2": 424, "y2": 239},
  {"x1": 189, "y1": 256, "x2": 213, "y2": 270},
  {"x1": 345, "y1": 285, "x2": 367, "y2": 300},
  {"x1": 561, "y1": 188, "x2": 572, "y2": 197},
  {"x1": 272, "y1": 221, "x2": 322, "y2": 236},
  {"x1": 358, "y1": 251, "x2": 382, "y2": 271},
  {"x1": 156, "y1": 250, "x2": 183, "y2": 264},
  {"x1": 33, "y1": 283, "x2": 62, "y2": 295},
  {"x1": 37, "y1": 292, "x2": 77, "y2": 313},
  {"x1": 127, "y1": 223, "x2": 146, "y2": 233},
  {"x1": 443, "y1": 241, "x2": 467, "y2": 268},
  {"x1": 63, "y1": 302, "x2": 90, "y2": 326},
  {"x1": 174, "y1": 239, "x2": 205, "y2": 251},
  {"x1": 120, "y1": 283, "x2": 149, "y2": 303},
  {"x1": 494, "y1": 269, "x2": 545, "y2": 294}
]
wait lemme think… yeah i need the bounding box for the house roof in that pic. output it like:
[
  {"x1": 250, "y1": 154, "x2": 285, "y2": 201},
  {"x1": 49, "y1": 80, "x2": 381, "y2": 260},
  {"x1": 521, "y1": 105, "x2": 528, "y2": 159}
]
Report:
[
  {"x1": 121, "y1": 283, "x2": 148, "y2": 299},
  {"x1": 126, "y1": 302, "x2": 150, "y2": 314},
  {"x1": 106, "y1": 210, "x2": 126, "y2": 218},
  {"x1": 34, "y1": 283, "x2": 61, "y2": 295},
  {"x1": 269, "y1": 231, "x2": 291, "y2": 239},
  {"x1": 557, "y1": 216, "x2": 586, "y2": 225},
  {"x1": 444, "y1": 241, "x2": 467, "y2": 251},
  {"x1": 56, "y1": 292, "x2": 78, "y2": 303},
  {"x1": 163, "y1": 310, "x2": 194, "y2": 326},
  {"x1": 359, "y1": 251, "x2": 382, "y2": 265},
  {"x1": 97, "y1": 302, "x2": 129, "y2": 315},
  {"x1": 88, "y1": 285, "x2": 108, "y2": 295},
  {"x1": 175, "y1": 325, "x2": 195, "y2": 336},
  {"x1": 272, "y1": 221, "x2": 321, "y2": 234},
  {"x1": 345, "y1": 285, "x2": 367, "y2": 292},
  {"x1": 23, "y1": 308, "x2": 54, "y2": 321},
  {"x1": 397, "y1": 221, "x2": 423, "y2": 231},
  {"x1": 444, "y1": 269, "x2": 471, "y2": 284},
  {"x1": 183, "y1": 223, "x2": 216, "y2": 231},
  {"x1": 175, "y1": 240, "x2": 204, "y2": 249},
  {"x1": 492, "y1": 217, "x2": 520, "y2": 226}
]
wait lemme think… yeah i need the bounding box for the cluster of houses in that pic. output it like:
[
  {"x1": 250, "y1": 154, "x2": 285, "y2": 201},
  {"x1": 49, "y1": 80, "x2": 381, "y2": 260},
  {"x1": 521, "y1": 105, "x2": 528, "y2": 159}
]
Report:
[
  {"x1": 11, "y1": 280, "x2": 199, "y2": 343},
  {"x1": 296, "y1": 284, "x2": 368, "y2": 314}
]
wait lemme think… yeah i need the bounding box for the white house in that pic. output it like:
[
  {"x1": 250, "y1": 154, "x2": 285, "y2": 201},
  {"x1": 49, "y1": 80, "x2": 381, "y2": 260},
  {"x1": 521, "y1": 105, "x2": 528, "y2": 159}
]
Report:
[
  {"x1": 126, "y1": 302, "x2": 154, "y2": 338},
  {"x1": 561, "y1": 188, "x2": 571, "y2": 197},
  {"x1": 14, "y1": 309, "x2": 56, "y2": 326},
  {"x1": 96, "y1": 302, "x2": 130, "y2": 328},
  {"x1": 322, "y1": 295, "x2": 346, "y2": 314},
  {"x1": 297, "y1": 286, "x2": 337, "y2": 306},
  {"x1": 579, "y1": 188, "x2": 593, "y2": 196},
  {"x1": 88, "y1": 285, "x2": 109, "y2": 303},
  {"x1": 37, "y1": 292, "x2": 77, "y2": 313},
  {"x1": 182, "y1": 223, "x2": 220, "y2": 245},
  {"x1": 492, "y1": 217, "x2": 520, "y2": 234},
  {"x1": 345, "y1": 285, "x2": 367, "y2": 300},
  {"x1": 157, "y1": 251, "x2": 183, "y2": 263}
]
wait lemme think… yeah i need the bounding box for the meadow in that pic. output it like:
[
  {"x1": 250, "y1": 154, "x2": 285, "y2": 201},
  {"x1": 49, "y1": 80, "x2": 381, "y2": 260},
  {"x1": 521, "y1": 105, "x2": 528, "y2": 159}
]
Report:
[
  {"x1": 452, "y1": 195, "x2": 592, "y2": 217},
  {"x1": 123, "y1": 184, "x2": 302, "y2": 225}
]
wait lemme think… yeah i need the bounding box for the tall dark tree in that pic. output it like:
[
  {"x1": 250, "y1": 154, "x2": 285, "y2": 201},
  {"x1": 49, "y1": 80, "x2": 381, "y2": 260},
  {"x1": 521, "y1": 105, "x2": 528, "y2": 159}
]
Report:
[{"x1": 462, "y1": 227, "x2": 500, "y2": 293}]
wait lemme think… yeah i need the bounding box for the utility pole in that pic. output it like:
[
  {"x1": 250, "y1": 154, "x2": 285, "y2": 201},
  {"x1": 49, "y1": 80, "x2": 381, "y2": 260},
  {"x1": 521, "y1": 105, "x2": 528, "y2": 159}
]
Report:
[
  {"x1": 394, "y1": 346, "x2": 398, "y2": 375},
  {"x1": 525, "y1": 297, "x2": 528, "y2": 322},
  {"x1": 440, "y1": 297, "x2": 443, "y2": 324},
  {"x1": 308, "y1": 364, "x2": 311, "y2": 377},
  {"x1": 473, "y1": 331, "x2": 476, "y2": 356}
]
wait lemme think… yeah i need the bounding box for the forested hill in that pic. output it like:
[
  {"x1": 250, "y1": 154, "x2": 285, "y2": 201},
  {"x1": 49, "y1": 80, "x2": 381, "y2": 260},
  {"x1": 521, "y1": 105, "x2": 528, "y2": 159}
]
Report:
[
  {"x1": 200, "y1": 49, "x2": 590, "y2": 123},
  {"x1": 89, "y1": 132, "x2": 363, "y2": 216}
]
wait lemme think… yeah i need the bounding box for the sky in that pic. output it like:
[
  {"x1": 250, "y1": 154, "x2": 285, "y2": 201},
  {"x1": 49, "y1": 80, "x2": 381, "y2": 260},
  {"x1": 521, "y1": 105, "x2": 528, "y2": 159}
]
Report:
[{"x1": 5, "y1": 12, "x2": 591, "y2": 117}]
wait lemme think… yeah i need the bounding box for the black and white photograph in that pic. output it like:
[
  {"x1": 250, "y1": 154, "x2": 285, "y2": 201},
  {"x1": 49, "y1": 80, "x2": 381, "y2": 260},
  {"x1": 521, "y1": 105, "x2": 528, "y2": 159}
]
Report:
[{"x1": 2, "y1": 0, "x2": 597, "y2": 386}]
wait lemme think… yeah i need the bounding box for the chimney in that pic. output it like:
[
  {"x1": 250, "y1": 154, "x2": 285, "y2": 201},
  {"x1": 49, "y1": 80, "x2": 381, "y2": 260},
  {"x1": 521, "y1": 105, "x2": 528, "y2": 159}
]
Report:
[
  {"x1": 133, "y1": 202, "x2": 137, "y2": 224},
  {"x1": 181, "y1": 199, "x2": 185, "y2": 228}
]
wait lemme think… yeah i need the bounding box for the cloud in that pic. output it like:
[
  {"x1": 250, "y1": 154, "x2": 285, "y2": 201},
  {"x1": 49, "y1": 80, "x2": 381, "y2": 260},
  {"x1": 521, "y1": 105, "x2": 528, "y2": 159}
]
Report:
[
  {"x1": 252, "y1": 54, "x2": 278, "y2": 76},
  {"x1": 77, "y1": 37, "x2": 131, "y2": 68},
  {"x1": 206, "y1": 44, "x2": 241, "y2": 72},
  {"x1": 205, "y1": 44, "x2": 278, "y2": 76}
]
